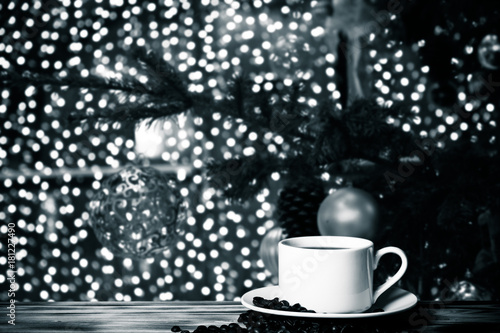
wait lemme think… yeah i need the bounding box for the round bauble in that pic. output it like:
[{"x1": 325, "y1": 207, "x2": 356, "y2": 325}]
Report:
[
  {"x1": 440, "y1": 271, "x2": 492, "y2": 301},
  {"x1": 478, "y1": 34, "x2": 500, "y2": 70},
  {"x1": 317, "y1": 187, "x2": 378, "y2": 240},
  {"x1": 89, "y1": 165, "x2": 187, "y2": 258},
  {"x1": 259, "y1": 227, "x2": 285, "y2": 277}
]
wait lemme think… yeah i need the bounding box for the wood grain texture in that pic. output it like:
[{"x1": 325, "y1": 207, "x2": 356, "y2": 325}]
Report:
[
  {"x1": 2, "y1": 301, "x2": 245, "y2": 333},
  {"x1": 1, "y1": 301, "x2": 499, "y2": 332}
]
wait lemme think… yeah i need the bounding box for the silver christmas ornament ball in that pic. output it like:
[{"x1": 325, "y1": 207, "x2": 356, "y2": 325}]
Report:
[
  {"x1": 89, "y1": 165, "x2": 187, "y2": 258},
  {"x1": 478, "y1": 34, "x2": 500, "y2": 70},
  {"x1": 317, "y1": 187, "x2": 378, "y2": 240}
]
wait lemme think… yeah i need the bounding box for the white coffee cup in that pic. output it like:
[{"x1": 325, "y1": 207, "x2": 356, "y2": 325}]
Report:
[{"x1": 278, "y1": 236, "x2": 408, "y2": 313}]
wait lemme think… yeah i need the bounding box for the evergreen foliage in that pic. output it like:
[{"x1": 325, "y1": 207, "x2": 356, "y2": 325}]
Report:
[{"x1": 2, "y1": 0, "x2": 500, "y2": 297}]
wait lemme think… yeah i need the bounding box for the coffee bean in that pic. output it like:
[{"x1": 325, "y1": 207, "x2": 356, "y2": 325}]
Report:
[
  {"x1": 172, "y1": 298, "x2": 386, "y2": 332},
  {"x1": 251, "y1": 296, "x2": 317, "y2": 313},
  {"x1": 193, "y1": 325, "x2": 208, "y2": 333}
]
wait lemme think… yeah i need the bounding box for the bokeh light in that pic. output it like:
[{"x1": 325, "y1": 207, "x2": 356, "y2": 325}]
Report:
[{"x1": 0, "y1": 0, "x2": 497, "y2": 302}]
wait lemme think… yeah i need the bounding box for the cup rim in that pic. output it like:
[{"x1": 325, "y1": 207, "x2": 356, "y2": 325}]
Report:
[{"x1": 279, "y1": 236, "x2": 373, "y2": 251}]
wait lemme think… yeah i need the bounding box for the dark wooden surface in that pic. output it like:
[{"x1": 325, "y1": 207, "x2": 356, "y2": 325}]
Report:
[{"x1": 1, "y1": 301, "x2": 500, "y2": 332}]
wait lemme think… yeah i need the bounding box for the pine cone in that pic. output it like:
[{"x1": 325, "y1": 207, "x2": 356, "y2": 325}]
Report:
[{"x1": 277, "y1": 178, "x2": 326, "y2": 238}]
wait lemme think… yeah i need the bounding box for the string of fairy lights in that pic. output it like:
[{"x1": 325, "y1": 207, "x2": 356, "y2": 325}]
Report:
[{"x1": 0, "y1": 0, "x2": 495, "y2": 302}]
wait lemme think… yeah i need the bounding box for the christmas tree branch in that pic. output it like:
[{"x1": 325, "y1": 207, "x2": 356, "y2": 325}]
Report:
[
  {"x1": 2, "y1": 49, "x2": 316, "y2": 150},
  {"x1": 72, "y1": 101, "x2": 191, "y2": 126},
  {"x1": 0, "y1": 69, "x2": 146, "y2": 94},
  {"x1": 208, "y1": 78, "x2": 316, "y2": 147},
  {"x1": 132, "y1": 48, "x2": 193, "y2": 106}
]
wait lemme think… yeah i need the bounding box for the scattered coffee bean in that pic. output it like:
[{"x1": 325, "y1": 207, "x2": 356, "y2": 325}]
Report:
[
  {"x1": 252, "y1": 296, "x2": 316, "y2": 313},
  {"x1": 171, "y1": 298, "x2": 388, "y2": 332},
  {"x1": 238, "y1": 310, "x2": 387, "y2": 332},
  {"x1": 171, "y1": 323, "x2": 247, "y2": 333}
]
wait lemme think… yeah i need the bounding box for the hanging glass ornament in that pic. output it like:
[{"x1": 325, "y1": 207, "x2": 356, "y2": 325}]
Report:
[
  {"x1": 439, "y1": 270, "x2": 493, "y2": 301},
  {"x1": 478, "y1": 34, "x2": 500, "y2": 70},
  {"x1": 89, "y1": 165, "x2": 187, "y2": 258},
  {"x1": 317, "y1": 187, "x2": 379, "y2": 240}
]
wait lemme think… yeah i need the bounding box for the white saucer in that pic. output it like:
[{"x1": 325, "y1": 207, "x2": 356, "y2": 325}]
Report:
[{"x1": 241, "y1": 286, "x2": 418, "y2": 318}]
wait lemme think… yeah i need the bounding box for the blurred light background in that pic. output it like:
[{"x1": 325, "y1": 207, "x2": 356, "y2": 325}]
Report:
[{"x1": 0, "y1": 0, "x2": 498, "y2": 301}]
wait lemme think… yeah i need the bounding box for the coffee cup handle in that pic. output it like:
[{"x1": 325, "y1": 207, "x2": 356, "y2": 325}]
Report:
[{"x1": 373, "y1": 246, "x2": 408, "y2": 302}]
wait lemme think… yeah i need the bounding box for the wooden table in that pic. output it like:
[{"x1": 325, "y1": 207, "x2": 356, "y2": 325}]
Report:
[{"x1": 2, "y1": 301, "x2": 500, "y2": 332}]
